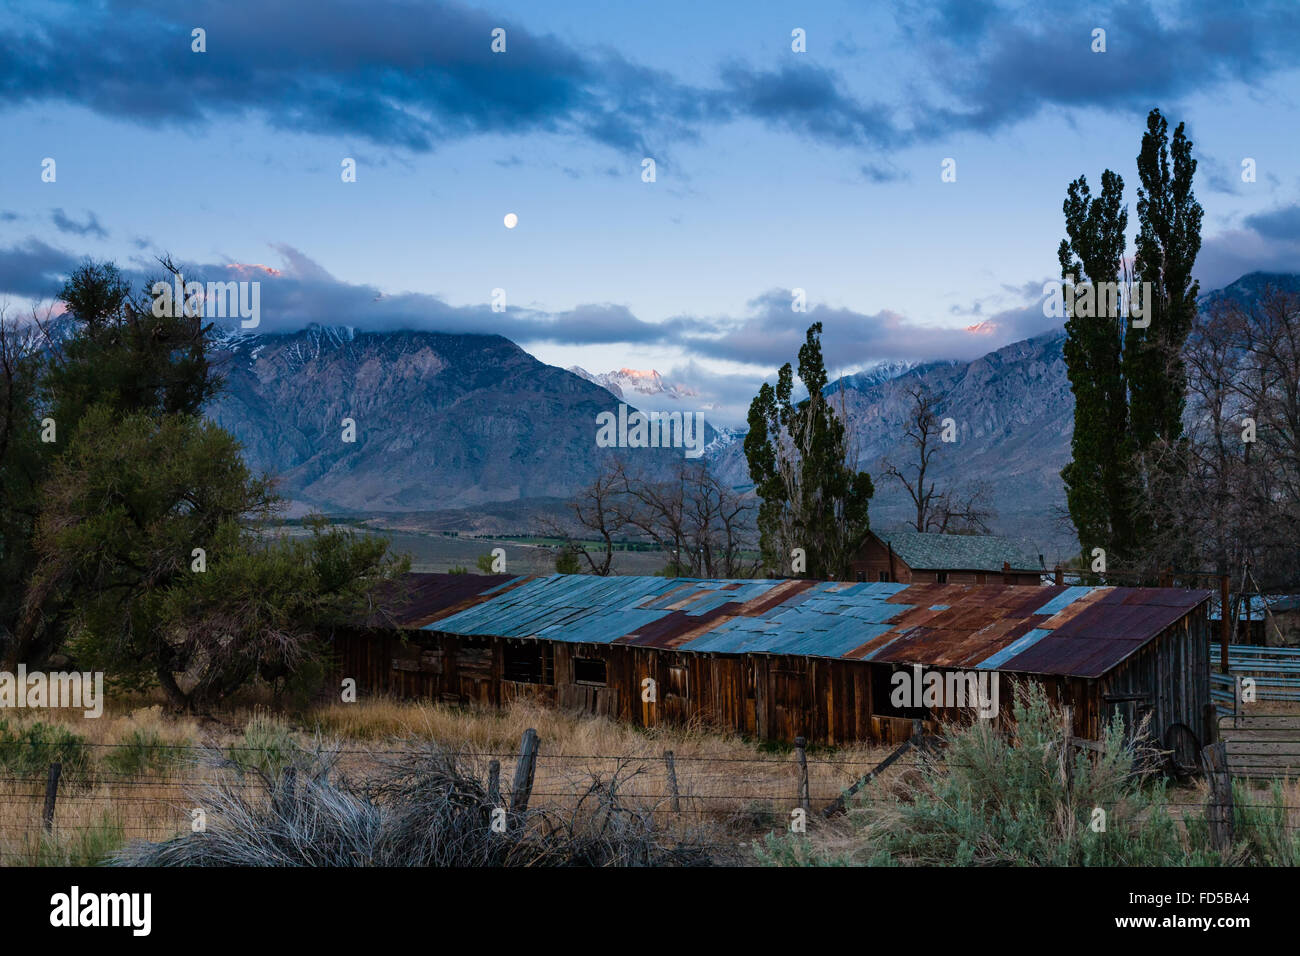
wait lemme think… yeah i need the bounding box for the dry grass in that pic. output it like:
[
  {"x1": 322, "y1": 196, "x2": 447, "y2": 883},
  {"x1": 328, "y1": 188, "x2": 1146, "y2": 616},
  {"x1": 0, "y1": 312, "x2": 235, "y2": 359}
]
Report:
[
  {"x1": 0, "y1": 707, "x2": 207, "y2": 865},
  {"x1": 304, "y1": 697, "x2": 896, "y2": 834},
  {"x1": 0, "y1": 697, "x2": 898, "y2": 863}
]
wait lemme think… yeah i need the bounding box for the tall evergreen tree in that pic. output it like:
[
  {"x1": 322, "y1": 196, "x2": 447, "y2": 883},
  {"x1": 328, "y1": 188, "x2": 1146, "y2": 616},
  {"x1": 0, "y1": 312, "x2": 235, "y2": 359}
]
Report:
[
  {"x1": 744, "y1": 323, "x2": 873, "y2": 580},
  {"x1": 1058, "y1": 109, "x2": 1202, "y2": 574},
  {"x1": 1129, "y1": 110, "x2": 1202, "y2": 451},
  {"x1": 1059, "y1": 170, "x2": 1139, "y2": 564}
]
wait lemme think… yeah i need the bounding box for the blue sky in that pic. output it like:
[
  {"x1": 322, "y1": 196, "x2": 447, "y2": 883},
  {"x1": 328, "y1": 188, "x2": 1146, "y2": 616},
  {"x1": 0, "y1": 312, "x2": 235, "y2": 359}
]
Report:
[{"x1": 1, "y1": 0, "x2": 1298, "y2": 424}]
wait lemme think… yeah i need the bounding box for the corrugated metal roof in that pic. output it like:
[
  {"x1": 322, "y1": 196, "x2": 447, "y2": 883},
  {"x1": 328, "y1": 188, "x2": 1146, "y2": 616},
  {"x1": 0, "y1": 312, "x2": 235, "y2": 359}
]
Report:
[
  {"x1": 380, "y1": 573, "x2": 1211, "y2": 679},
  {"x1": 875, "y1": 530, "x2": 1043, "y2": 572}
]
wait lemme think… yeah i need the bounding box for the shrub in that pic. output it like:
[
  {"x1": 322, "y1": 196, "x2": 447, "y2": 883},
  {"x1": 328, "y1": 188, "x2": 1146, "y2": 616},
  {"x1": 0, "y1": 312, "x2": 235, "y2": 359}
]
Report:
[
  {"x1": 554, "y1": 548, "x2": 581, "y2": 575},
  {"x1": 113, "y1": 741, "x2": 713, "y2": 867},
  {"x1": 1232, "y1": 780, "x2": 1300, "y2": 866},
  {"x1": 0, "y1": 719, "x2": 91, "y2": 778},
  {"x1": 760, "y1": 683, "x2": 1222, "y2": 866},
  {"x1": 225, "y1": 712, "x2": 301, "y2": 782},
  {"x1": 104, "y1": 728, "x2": 186, "y2": 776}
]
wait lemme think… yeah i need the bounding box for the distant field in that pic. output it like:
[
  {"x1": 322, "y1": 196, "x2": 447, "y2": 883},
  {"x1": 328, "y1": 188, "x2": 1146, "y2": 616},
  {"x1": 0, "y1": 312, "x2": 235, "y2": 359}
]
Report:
[{"x1": 266, "y1": 525, "x2": 671, "y2": 575}]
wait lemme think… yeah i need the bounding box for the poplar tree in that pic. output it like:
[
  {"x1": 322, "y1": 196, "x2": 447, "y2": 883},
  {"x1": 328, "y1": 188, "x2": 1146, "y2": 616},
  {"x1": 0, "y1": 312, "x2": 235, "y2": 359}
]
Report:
[
  {"x1": 1059, "y1": 109, "x2": 1201, "y2": 574},
  {"x1": 744, "y1": 322, "x2": 874, "y2": 580}
]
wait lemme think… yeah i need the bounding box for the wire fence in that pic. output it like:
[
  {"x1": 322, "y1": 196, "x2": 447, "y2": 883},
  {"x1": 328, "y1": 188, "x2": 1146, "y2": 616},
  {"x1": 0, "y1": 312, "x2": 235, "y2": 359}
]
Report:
[{"x1": 1, "y1": 734, "x2": 1297, "y2": 865}]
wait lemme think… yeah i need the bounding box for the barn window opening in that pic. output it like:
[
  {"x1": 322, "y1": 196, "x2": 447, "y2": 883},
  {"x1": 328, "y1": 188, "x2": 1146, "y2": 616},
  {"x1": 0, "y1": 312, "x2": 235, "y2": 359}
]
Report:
[
  {"x1": 503, "y1": 642, "x2": 553, "y2": 684},
  {"x1": 871, "y1": 665, "x2": 928, "y2": 719},
  {"x1": 935, "y1": 571, "x2": 949, "y2": 584},
  {"x1": 855, "y1": 571, "x2": 866, "y2": 582},
  {"x1": 574, "y1": 657, "x2": 607, "y2": 686},
  {"x1": 878, "y1": 571, "x2": 890, "y2": 582}
]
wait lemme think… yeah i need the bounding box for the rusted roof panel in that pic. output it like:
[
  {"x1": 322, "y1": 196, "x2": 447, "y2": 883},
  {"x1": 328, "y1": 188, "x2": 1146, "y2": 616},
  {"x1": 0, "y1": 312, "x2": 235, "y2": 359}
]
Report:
[{"x1": 374, "y1": 573, "x2": 1211, "y2": 678}]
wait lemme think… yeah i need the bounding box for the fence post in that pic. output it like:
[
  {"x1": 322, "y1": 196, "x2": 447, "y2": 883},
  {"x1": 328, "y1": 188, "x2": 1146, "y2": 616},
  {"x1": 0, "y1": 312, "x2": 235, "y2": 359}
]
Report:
[
  {"x1": 1202, "y1": 742, "x2": 1234, "y2": 854},
  {"x1": 42, "y1": 762, "x2": 62, "y2": 833},
  {"x1": 1220, "y1": 574, "x2": 1231, "y2": 674},
  {"x1": 1233, "y1": 675, "x2": 1243, "y2": 724},
  {"x1": 510, "y1": 728, "x2": 539, "y2": 815},
  {"x1": 663, "y1": 750, "x2": 681, "y2": 812},
  {"x1": 1059, "y1": 706, "x2": 1074, "y2": 799},
  {"x1": 794, "y1": 736, "x2": 810, "y2": 813},
  {"x1": 1054, "y1": 565, "x2": 1064, "y2": 586},
  {"x1": 486, "y1": 759, "x2": 501, "y2": 807}
]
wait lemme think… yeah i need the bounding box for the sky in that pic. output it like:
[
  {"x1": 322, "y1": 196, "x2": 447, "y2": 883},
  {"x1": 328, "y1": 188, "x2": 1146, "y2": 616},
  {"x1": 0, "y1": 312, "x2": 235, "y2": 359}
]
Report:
[{"x1": 1, "y1": 0, "x2": 1298, "y2": 425}]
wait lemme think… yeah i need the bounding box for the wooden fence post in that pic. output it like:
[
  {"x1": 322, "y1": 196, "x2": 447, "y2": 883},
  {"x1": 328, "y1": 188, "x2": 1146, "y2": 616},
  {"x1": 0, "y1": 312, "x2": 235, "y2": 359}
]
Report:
[
  {"x1": 1220, "y1": 574, "x2": 1231, "y2": 674},
  {"x1": 510, "y1": 728, "x2": 539, "y2": 815},
  {"x1": 1054, "y1": 565, "x2": 1064, "y2": 586},
  {"x1": 486, "y1": 759, "x2": 501, "y2": 807},
  {"x1": 1059, "y1": 706, "x2": 1074, "y2": 798},
  {"x1": 663, "y1": 750, "x2": 681, "y2": 812},
  {"x1": 1202, "y1": 742, "x2": 1234, "y2": 853},
  {"x1": 794, "y1": 736, "x2": 810, "y2": 813},
  {"x1": 42, "y1": 762, "x2": 62, "y2": 833}
]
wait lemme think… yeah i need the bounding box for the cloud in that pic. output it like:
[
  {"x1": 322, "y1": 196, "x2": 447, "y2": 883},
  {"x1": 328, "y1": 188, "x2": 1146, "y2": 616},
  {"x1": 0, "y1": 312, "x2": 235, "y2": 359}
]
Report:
[
  {"x1": 0, "y1": 0, "x2": 697, "y2": 156},
  {"x1": 861, "y1": 162, "x2": 909, "y2": 184},
  {"x1": 0, "y1": 238, "x2": 80, "y2": 299},
  {"x1": 1244, "y1": 203, "x2": 1300, "y2": 242},
  {"x1": 677, "y1": 287, "x2": 1061, "y2": 369},
  {"x1": 2, "y1": 0, "x2": 1297, "y2": 159},
  {"x1": 51, "y1": 208, "x2": 108, "y2": 239},
  {"x1": 897, "y1": 0, "x2": 1300, "y2": 138}
]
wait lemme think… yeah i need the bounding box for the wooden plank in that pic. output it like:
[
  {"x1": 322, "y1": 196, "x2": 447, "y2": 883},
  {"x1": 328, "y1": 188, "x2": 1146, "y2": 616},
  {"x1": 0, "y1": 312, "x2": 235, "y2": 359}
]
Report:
[
  {"x1": 1219, "y1": 715, "x2": 1300, "y2": 730},
  {"x1": 1225, "y1": 741, "x2": 1300, "y2": 755}
]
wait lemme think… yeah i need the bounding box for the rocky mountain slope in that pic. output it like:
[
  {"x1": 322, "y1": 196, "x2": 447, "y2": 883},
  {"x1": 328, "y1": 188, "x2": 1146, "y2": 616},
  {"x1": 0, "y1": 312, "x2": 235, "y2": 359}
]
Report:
[{"x1": 206, "y1": 325, "x2": 689, "y2": 513}]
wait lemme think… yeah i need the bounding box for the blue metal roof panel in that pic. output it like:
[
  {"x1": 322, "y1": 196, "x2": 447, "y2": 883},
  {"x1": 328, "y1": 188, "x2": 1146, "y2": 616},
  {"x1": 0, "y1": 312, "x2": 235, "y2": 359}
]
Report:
[{"x1": 402, "y1": 573, "x2": 1209, "y2": 678}]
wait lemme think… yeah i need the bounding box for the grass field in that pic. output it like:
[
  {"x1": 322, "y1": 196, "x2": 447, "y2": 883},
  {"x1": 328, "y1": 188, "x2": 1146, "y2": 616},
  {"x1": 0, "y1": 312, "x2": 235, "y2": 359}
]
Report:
[{"x1": 2, "y1": 693, "x2": 1294, "y2": 866}]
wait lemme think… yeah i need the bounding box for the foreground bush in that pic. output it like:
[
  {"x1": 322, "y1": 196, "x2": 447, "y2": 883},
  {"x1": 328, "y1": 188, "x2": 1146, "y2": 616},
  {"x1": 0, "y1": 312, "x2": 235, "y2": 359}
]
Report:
[
  {"x1": 112, "y1": 739, "x2": 713, "y2": 867},
  {"x1": 0, "y1": 719, "x2": 91, "y2": 778},
  {"x1": 761, "y1": 683, "x2": 1222, "y2": 866}
]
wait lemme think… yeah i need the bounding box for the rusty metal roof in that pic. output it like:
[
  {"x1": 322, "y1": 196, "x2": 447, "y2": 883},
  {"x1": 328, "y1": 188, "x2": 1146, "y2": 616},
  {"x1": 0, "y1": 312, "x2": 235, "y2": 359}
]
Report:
[{"x1": 380, "y1": 573, "x2": 1210, "y2": 679}]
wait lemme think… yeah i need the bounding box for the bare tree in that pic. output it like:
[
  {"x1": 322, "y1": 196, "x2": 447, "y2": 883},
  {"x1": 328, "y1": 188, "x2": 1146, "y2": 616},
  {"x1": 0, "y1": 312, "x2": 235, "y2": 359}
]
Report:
[
  {"x1": 1147, "y1": 285, "x2": 1300, "y2": 589},
  {"x1": 614, "y1": 459, "x2": 758, "y2": 578},
  {"x1": 883, "y1": 383, "x2": 945, "y2": 532},
  {"x1": 928, "y1": 481, "x2": 997, "y2": 535},
  {"x1": 546, "y1": 458, "x2": 759, "y2": 579},
  {"x1": 539, "y1": 467, "x2": 628, "y2": 576}
]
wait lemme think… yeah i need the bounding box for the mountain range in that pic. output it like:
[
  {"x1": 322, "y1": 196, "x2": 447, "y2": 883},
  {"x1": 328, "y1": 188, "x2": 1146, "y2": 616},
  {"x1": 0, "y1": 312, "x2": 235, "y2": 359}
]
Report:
[{"x1": 205, "y1": 272, "x2": 1296, "y2": 559}]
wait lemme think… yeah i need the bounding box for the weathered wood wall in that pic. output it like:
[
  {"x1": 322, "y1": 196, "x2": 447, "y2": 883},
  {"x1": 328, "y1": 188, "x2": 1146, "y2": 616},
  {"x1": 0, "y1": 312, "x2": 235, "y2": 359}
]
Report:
[
  {"x1": 346, "y1": 632, "x2": 1054, "y2": 746},
  {"x1": 329, "y1": 608, "x2": 1207, "y2": 746}
]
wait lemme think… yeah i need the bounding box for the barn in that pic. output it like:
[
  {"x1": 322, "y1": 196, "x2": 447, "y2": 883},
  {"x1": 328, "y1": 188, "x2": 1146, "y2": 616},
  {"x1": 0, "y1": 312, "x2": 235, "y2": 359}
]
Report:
[
  {"x1": 332, "y1": 573, "x2": 1213, "y2": 751},
  {"x1": 850, "y1": 530, "x2": 1046, "y2": 585}
]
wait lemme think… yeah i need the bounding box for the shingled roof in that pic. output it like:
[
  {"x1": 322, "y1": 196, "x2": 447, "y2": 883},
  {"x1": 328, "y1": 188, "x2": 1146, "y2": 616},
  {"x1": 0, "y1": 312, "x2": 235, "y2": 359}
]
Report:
[
  {"x1": 873, "y1": 530, "x2": 1043, "y2": 572},
  {"x1": 374, "y1": 573, "x2": 1211, "y2": 680}
]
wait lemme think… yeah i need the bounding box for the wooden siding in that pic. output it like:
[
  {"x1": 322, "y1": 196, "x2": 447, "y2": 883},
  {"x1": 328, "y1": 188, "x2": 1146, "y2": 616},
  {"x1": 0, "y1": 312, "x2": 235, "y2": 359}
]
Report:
[{"x1": 332, "y1": 619, "x2": 1205, "y2": 750}]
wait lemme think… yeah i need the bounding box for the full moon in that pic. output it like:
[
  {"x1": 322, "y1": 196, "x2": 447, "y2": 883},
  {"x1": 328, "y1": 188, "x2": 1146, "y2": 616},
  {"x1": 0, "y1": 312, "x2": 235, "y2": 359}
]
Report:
[{"x1": 503, "y1": 213, "x2": 518, "y2": 229}]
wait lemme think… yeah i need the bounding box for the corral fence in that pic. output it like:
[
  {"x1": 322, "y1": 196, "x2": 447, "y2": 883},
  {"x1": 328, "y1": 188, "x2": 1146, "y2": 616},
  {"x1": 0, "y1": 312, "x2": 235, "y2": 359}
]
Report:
[{"x1": 1211, "y1": 644, "x2": 1300, "y2": 717}]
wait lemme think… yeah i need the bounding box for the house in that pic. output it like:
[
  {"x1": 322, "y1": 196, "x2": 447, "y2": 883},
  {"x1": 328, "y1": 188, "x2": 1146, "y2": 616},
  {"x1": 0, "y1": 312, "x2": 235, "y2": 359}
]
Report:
[
  {"x1": 1209, "y1": 593, "x2": 1300, "y2": 646},
  {"x1": 850, "y1": 530, "x2": 1045, "y2": 585},
  {"x1": 332, "y1": 573, "x2": 1213, "y2": 753}
]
